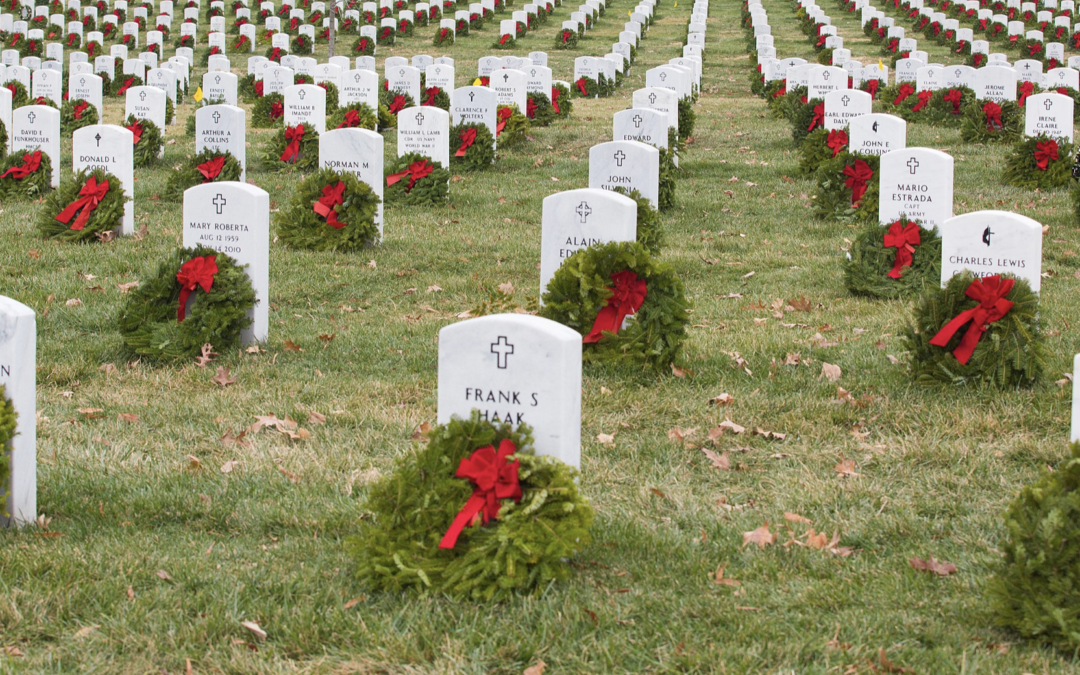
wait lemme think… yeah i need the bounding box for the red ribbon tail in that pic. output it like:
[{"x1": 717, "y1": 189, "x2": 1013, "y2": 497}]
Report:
[
  {"x1": 386, "y1": 169, "x2": 410, "y2": 186},
  {"x1": 929, "y1": 307, "x2": 977, "y2": 362},
  {"x1": 55, "y1": 197, "x2": 88, "y2": 228},
  {"x1": 583, "y1": 305, "x2": 619, "y2": 343},
  {"x1": 438, "y1": 493, "x2": 486, "y2": 549}
]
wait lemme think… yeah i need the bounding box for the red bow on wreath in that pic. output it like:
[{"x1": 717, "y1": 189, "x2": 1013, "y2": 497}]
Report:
[
  {"x1": 583, "y1": 270, "x2": 647, "y2": 343},
  {"x1": 499, "y1": 32, "x2": 511, "y2": 44},
  {"x1": 280, "y1": 124, "x2": 305, "y2": 162},
  {"x1": 562, "y1": 28, "x2": 572, "y2": 42},
  {"x1": 496, "y1": 107, "x2": 512, "y2": 136},
  {"x1": 66, "y1": 33, "x2": 76, "y2": 45},
  {"x1": 438, "y1": 439, "x2": 522, "y2": 550},
  {"x1": 388, "y1": 94, "x2": 407, "y2": 114},
  {"x1": 526, "y1": 97, "x2": 537, "y2": 119},
  {"x1": 73, "y1": 101, "x2": 90, "y2": 120},
  {"x1": 197, "y1": 155, "x2": 226, "y2": 182},
  {"x1": 575, "y1": 77, "x2": 589, "y2": 96},
  {"x1": 807, "y1": 103, "x2": 824, "y2": 132},
  {"x1": 117, "y1": 77, "x2": 136, "y2": 95},
  {"x1": 313, "y1": 181, "x2": 347, "y2": 229},
  {"x1": 943, "y1": 88, "x2": 963, "y2": 114},
  {"x1": 955, "y1": 40, "x2": 968, "y2": 53},
  {"x1": 983, "y1": 101, "x2": 1003, "y2": 130},
  {"x1": 254, "y1": 80, "x2": 264, "y2": 97},
  {"x1": 893, "y1": 83, "x2": 915, "y2": 106},
  {"x1": 842, "y1": 159, "x2": 873, "y2": 207},
  {"x1": 455, "y1": 127, "x2": 477, "y2": 156},
  {"x1": 826, "y1": 129, "x2": 847, "y2": 157},
  {"x1": 1028, "y1": 42, "x2": 1043, "y2": 56},
  {"x1": 270, "y1": 100, "x2": 284, "y2": 119},
  {"x1": 356, "y1": 37, "x2": 369, "y2": 51},
  {"x1": 883, "y1": 220, "x2": 920, "y2": 279},
  {"x1": 337, "y1": 109, "x2": 361, "y2": 128},
  {"x1": 1018, "y1": 81, "x2": 1035, "y2": 107},
  {"x1": 385, "y1": 159, "x2": 434, "y2": 192},
  {"x1": 123, "y1": 118, "x2": 145, "y2": 144},
  {"x1": 928, "y1": 275, "x2": 1015, "y2": 365},
  {"x1": 864, "y1": 79, "x2": 879, "y2": 99},
  {"x1": 176, "y1": 255, "x2": 218, "y2": 322},
  {"x1": 550, "y1": 86, "x2": 561, "y2": 113},
  {"x1": 1034, "y1": 139, "x2": 1059, "y2": 170},
  {"x1": 54, "y1": 176, "x2": 110, "y2": 231},
  {"x1": 911, "y1": 90, "x2": 934, "y2": 112},
  {"x1": 423, "y1": 86, "x2": 441, "y2": 106}
]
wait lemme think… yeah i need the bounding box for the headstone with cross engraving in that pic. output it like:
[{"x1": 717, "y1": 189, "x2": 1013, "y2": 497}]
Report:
[
  {"x1": 437, "y1": 314, "x2": 582, "y2": 468},
  {"x1": 589, "y1": 140, "x2": 660, "y2": 209},
  {"x1": 824, "y1": 88, "x2": 871, "y2": 130},
  {"x1": 425, "y1": 63, "x2": 454, "y2": 95},
  {"x1": 523, "y1": 63, "x2": 552, "y2": 100},
  {"x1": 340, "y1": 68, "x2": 380, "y2": 113},
  {"x1": 975, "y1": 65, "x2": 1018, "y2": 101},
  {"x1": 201, "y1": 70, "x2": 238, "y2": 106},
  {"x1": 645, "y1": 64, "x2": 691, "y2": 99},
  {"x1": 94, "y1": 54, "x2": 115, "y2": 82},
  {"x1": 490, "y1": 67, "x2": 527, "y2": 112},
  {"x1": 632, "y1": 86, "x2": 678, "y2": 136},
  {"x1": 320, "y1": 127, "x2": 385, "y2": 236},
  {"x1": 182, "y1": 182, "x2": 269, "y2": 344},
  {"x1": 0, "y1": 296, "x2": 36, "y2": 528},
  {"x1": 451, "y1": 85, "x2": 498, "y2": 139},
  {"x1": 612, "y1": 108, "x2": 668, "y2": 149},
  {"x1": 125, "y1": 85, "x2": 166, "y2": 132},
  {"x1": 72, "y1": 124, "x2": 134, "y2": 234},
  {"x1": 10, "y1": 105, "x2": 60, "y2": 188},
  {"x1": 264, "y1": 65, "x2": 294, "y2": 96},
  {"x1": 848, "y1": 113, "x2": 906, "y2": 156},
  {"x1": 68, "y1": 72, "x2": 103, "y2": 119},
  {"x1": 1024, "y1": 92, "x2": 1074, "y2": 142},
  {"x1": 807, "y1": 65, "x2": 846, "y2": 100},
  {"x1": 1045, "y1": 66, "x2": 1080, "y2": 91},
  {"x1": 943, "y1": 64, "x2": 976, "y2": 89},
  {"x1": 540, "y1": 188, "x2": 637, "y2": 296},
  {"x1": 196, "y1": 104, "x2": 246, "y2": 181},
  {"x1": 397, "y1": 105, "x2": 449, "y2": 167},
  {"x1": 146, "y1": 66, "x2": 177, "y2": 105},
  {"x1": 30, "y1": 67, "x2": 61, "y2": 106},
  {"x1": 939, "y1": 211, "x2": 1043, "y2": 291},
  {"x1": 878, "y1": 147, "x2": 954, "y2": 229},
  {"x1": 386, "y1": 64, "x2": 421, "y2": 104},
  {"x1": 283, "y1": 83, "x2": 326, "y2": 134}
]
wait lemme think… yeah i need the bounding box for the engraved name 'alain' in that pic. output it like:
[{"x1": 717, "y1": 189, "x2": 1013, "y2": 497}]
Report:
[{"x1": 464, "y1": 387, "x2": 540, "y2": 425}]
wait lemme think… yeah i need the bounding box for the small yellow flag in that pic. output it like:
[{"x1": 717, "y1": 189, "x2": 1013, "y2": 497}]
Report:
[
  {"x1": 673, "y1": 1, "x2": 677, "y2": 6},
  {"x1": 878, "y1": 58, "x2": 884, "y2": 70},
  {"x1": 194, "y1": 86, "x2": 204, "y2": 102},
  {"x1": 473, "y1": 77, "x2": 483, "y2": 85},
  {"x1": 628, "y1": 9, "x2": 631, "y2": 15}
]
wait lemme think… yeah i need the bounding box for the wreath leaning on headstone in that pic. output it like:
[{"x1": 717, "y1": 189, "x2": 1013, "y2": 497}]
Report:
[
  {"x1": 124, "y1": 115, "x2": 163, "y2": 168},
  {"x1": 276, "y1": 167, "x2": 381, "y2": 251},
  {"x1": 799, "y1": 127, "x2": 848, "y2": 176},
  {"x1": 0, "y1": 384, "x2": 15, "y2": 514},
  {"x1": 118, "y1": 245, "x2": 257, "y2": 362},
  {"x1": 555, "y1": 26, "x2": 577, "y2": 48},
  {"x1": 540, "y1": 241, "x2": 690, "y2": 369},
  {"x1": 1002, "y1": 134, "x2": 1075, "y2": 189},
  {"x1": 905, "y1": 271, "x2": 1044, "y2": 388},
  {"x1": 495, "y1": 104, "x2": 528, "y2": 148},
  {"x1": 526, "y1": 91, "x2": 556, "y2": 126},
  {"x1": 988, "y1": 441, "x2": 1080, "y2": 653},
  {"x1": 0, "y1": 119, "x2": 7, "y2": 156},
  {"x1": 317, "y1": 81, "x2": 340, "y2": 111},
  {"x1": 677, "y1": 97, "x2": 696, "y2": 139},
  {"x1": 812, "y1": 152, "x2": 880, "y2": 222},
  {"x1": 252, "y1": 91, "x2": 285, "y2": 128},
  {"x1": 2, "y1": 80, "x2": 29, "y2": 107},
  {"x1": 327, "y1": 102, "x2": 379, "y2": 130},
  {"x1": 36, "y1": 167, "x2": 128, "y2": 242},
  {"x1": 432, "y1": 26, "x2": 455, "y2": 45},
  {"x1": 384, "y1": 152, "x2": 450, "y2": 206},
  {"x1": 348, "y1": 413, "x2": 593, "y2": 600},
  {"x1": 573, "y1": 75, "x2": 601, "y2": 98},
  {"x1": 162, "y1": 148, "x2": 243, "y2": 202},
  {"x1": 60, "y1": 97, "x2": 99, "y2": 131},
  {"x1": 420, "y1": 85, "x2": 451, "y2": 111},
  {"x1": 0, "y1": 149, "x2": 53, "y2": 199},
  {"x1": 612, "y1": 186, "x2": 663, "y2": 254},
  {"x1": 450, "y1": 122, "x2": 496, "y2": 171},
  {"x1": 551, "y1": 83, "x2": 572, "y2": 119},
  {"x1": 261, "y1": 123, "x2": 320, "y2": 171},
  {"x1": 960, "y1": 98, "x2": 1022, "y2": 143},
  {"x1": 843, "y1": 216, "x2": 942, "y2": 299}
]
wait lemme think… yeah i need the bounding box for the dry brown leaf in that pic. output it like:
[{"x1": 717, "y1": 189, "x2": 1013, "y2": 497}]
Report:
[
  {"x1": 212, "y1": 367, "x2": 236, "y2": 388},
  {"x1": 784, "y1": 512, "x2": 812, "y2": 524},
  {"x1": 219, "y1": 429, "x2": 250, "y2": 448},
  {"x1": 99, "y1": 363, "x2": 118, "y2": 376},
  {"x1": 876, "y1": 648, "x2": 915, "y2": 674},
  {"x1": 670, "y1": 363, "x2": 690, "y2": 378},
  {"x1": 343, "y1": 596, "x2": 366, "y2": 609},
  {"x1": 427, "y1": 284, "x2": 443, "y2": 293},
  {"x1": 318, "y1": 333, "x2": 336, "y2": 348},
  {"x1": 909, "y1": 556, "x2": 958, "y2": 576},
  {"x1": 241, "y1": 621, "x2": 267, "y2": 641},
  {"x1": 701, "y1": 448, "x2": 730, "y2": 471},
  {"x1": 523, "y1": 661, "x2": 547, "y2": 675},
  {"x1": 126, "y1": 585, "x2": 135, "y2": 600},
  {"x1": 65, "y1": 298, "x2": 83, "y2": 307},
  {"x1": 282, "y1": 340, "x2": 303, "y2": 352},
  {"x1": 835, "y1": 458, "x2": 859, "y2": 477},
  {"x1": 308, "y1": 411, "x2": 326, "y2": 426},
  {"x1": 820, "y1": 363, "x2": 842, "y2": 382},
  {"x1": 410, "y1": 421, "x2": 431, "y2": 440},
  {"x1": 836, "y1": 387, "x2": 853, "y2": 404},
  {"x1": 742, "y1": 523, "x2": 776, "y2": 549},
  {"x1": 78, "y1": 408, "x2": 105, "y2": 418},
  {"x1": 155, "y1": 569, "x2": 173, "y2": 582},
  {"x1": 597, "y1": 433, "x2": 615, "y2": 446},
  {"x1": 497, "y1": 281, "x2": 515, "y2": 294},
  {"x1": 186, "y1": 455, "x2": 202, "y2": 470},
  {"x1": 712, "y1": 563, "x2": 741, "y2": 587},
  {"x1": 649, "y1": 488, "x2": 669, "y2": 500},
  {"x1": 2, "y1": 646, "x2": 24, "y2": 657},
  {"x1": 117, "y1": 281, "x2": 140, "y2": 293},
  {"x1": 718, "y1": 419, "x2": 746, "y2": 434},
  {"x1": 805, "y1": 529, "x2": 829, "y2": 549},
  {"x1": 73, "y1": 625, "x2": 100, "y2": 639},
  {"x1": 117, "y1": 413, "x2": 139, "y2": 424},
  {"x1": 277, "y1": 466, "x2": 300, "y2": 483},
  {"x1": 709, "y1": 392, "x2": 735, "y2": 406},
  {"x1": 220, "y1": 460, "x2": 239, "y2": 474},
  {"x1": 195, "y1": 344, "x2": 218, "y2": 368},
  {"x1": 667, "y1": 426, "x2": 697, "y2": 443}
]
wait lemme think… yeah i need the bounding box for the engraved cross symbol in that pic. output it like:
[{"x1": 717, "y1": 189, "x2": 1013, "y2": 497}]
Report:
[
  {"x1": 907, "y1": 157, "x2": 920, "y2": 174},
  {"x1": 659, "y1": 71, "x2": 667, "y2": 81},
  {"x1": 139, "y1": 90, "x2": 146, "y2": 100},
  {"x1": 502, "y1": 72, "x2": 509, "y2": 82},
  {"x1": 212, "y1": 192, "x2": 227, "y2": 214},
  {"x1": 576, "y1": 200, "x2": 591, "y2": 223},
  {"x1": 1045, "y1": 98, "x2": 1053, "y2": 110},
  {"x1": 841, "y1": 94, "x2": 850, "y2": 106},
  {"x1": 1025, "y1": 63, "x2": 1031, "y2": 70},
  {"x1": 632, "y1": 114, "x2": 642, "y2": 127},
  {"x1": 298, "y1": 88, "x2": 306, "y2": 99},
  {"x1": 490, "y1": 335, "x2": 514, "y2": 369},
  {"x1": 94, "y1": 132, "x2": 101, "y2": 146},
  {"x1": 415, "y1": 110, "x2": 424, "y2": 124},
  {"x1": 27, "y1": 111, "x2": 35, "y2": 124},
  {"x1": 613, "y1": 149, "x2": 626, "y2": 166},
  {"x1": 648, "y1": 92, "x2": 656, "y2": 104},
  {"x1": 354, "y1": 72, "x2": 361, "y2": 82},
  {"x1": 822, "y1": 70, "x2": 831, "y2": 80},
  {"x1": 215, "y1": 74, "x2": 221, "y2": 83},
  {"x1": 468, "y1": 90, "x2": 475, "y2": 101},
  {"x1": 212, "y1": 110, "x2": 221, "y2": 123}
]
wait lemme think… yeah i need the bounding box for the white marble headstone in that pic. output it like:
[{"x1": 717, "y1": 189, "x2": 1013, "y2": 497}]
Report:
[
  {"x1": 72, "y1": 124, "x2": 134, "y2": 234},
  {"x1": 588, "y1": 140, "x2": 660, "y2": 209},
  {"x1": 0, "y1": 296, "x2": 35, "y2": 528},
  {"x1": 939, "y1": 210, "x2": 1042, "y2": 291},
  {"x1": 397, "y1": 105, "x2": 449, "y2": 167},
  {"x1": 1024, "y1": 92, "x2": 1074, "y2": 142},
  {"x1": 319, "y1": 127, "x2": 384, "y2": 235},
  {"x1": 10, "y1": 104, "x2": 60, "y2": 187},
  {"x1": 878, "y1": 147, "x2": 953, "y2": 229},
  {"x1": 540, "y1": 187, "x2": 637, "y2": 295},
  {"x1": 196, "y1": 104, "x2": 246, "y2": 180}
]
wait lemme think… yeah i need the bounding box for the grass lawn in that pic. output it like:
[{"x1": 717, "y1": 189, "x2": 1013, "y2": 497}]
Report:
[{"x1": 2, "y1": 0, "x2": 1080, "y2": 671}]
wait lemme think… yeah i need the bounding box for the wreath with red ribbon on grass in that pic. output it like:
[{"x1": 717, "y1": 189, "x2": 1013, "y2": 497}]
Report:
[
  {"x1": 384, "y1": 152, "x2": 450, "y2": 206},
  {"x1": 276, "y1": 167, "x2": 381, "y2": 251},
  {"x1": 843, "y1": 216, "x2": 942, "y2": 299},
  {"x1": 1002, "y1": 134, "x2": 1075, "y2": 189},
  {"x1": 450, "y1": 122, "x2": 495, "y2": 171},
  {"x1": 36, "y1": 167, "x2": 128, "y2": 242},
  {"x1": 261, "y1": 123, "x2": 320, "y2": 171},
  {"x1": 162, "y1": 148, "x2": 243, "y2": 202}
]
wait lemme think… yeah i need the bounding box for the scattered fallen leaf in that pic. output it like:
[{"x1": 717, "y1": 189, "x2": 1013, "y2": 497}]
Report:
[
  {"x1": 65, "y1": 298, "x2": 83, "y2": 307},
  {"x1": 649, "y1": 488, "x2": 669, "y2": 500},
  {"x1": 117, "y1": 281, "x2": 140, "y2": 294},
  {"x1": 77, "y1": 408, "x2": 105, "y2": 418},
  {"x1": 241, "y1": 621, "x2": 267, "y2": 642},
  {"x1": 117, "y1": 413, "x2": 139, "y2": 424},
  {"x1": 343, "y1": 596, "x2": 366, "y2": 609},
  {"x1": 212, "y1": 367, "x2": 236, "y2": 388},
  {"x1": 308, "y1": 411, "x2": 326, "y2": 426},
  {"x1": 909, "y1": 556, "x2": 958, "y2": 576},
  {"x1": 820, "y1": 362, "x2": 842, "y2": 382},
  {"x1": 219, "y1": 429, "x2": 250, "y2": 448},
  {"x1": 742, "y1": 523, "x2": 776, "y2": 549},
  {"x1": 318, "y1": 333, "x2": 336, "y2": 348},
  {"x1": 73, "y1": 625, "x2": 100, "y2": 639},
  {"x1": 701, "y1": 448, "x2": 730, "y2": 470},
  {"x1": 835, "y1": 458, "x2": 859, "y2": 477},
  {"x1": 523, "y1": 661, "x2": 547, "y2": 675},
  {"x1": 277, "y1": 466, "x2": 300, "y2": 483},
  {"x1": 667, "y1": 426, "x2": 697, "y2": 443},
  {"x1": 195, "y1": 343, "x2": 217, "y2": 368},
  {"x1": 155, "y1": 569, "x2": 173, "y2": 582},
  {"x1": 671, "y1": 363, "x2": 689, "y2": 378},
  {"x1": 410, "y1": 421, "x2": 431, "y2": 440},
  {"x1": 220, "y1": 460, "x2": 239, "y2": 474},
  {"x1": 126, "y1": 586, "x2": 135, "y2": 600},
  {"x1": 427, "y1": 285, "x2": 444, "y2": 293},
  {"x1": 597, "y1": 433, "x2": 615, "y2": 446},
  {"x1": 709, "y1": 392, "x2": 734, "y2": 406},
  {"x1": 497, "y1": 281, "x2": 515, "y2": 294},
  {"x1": 876, "y1": 648, "x2": 915, "y2": 674},
  {"x1": 712, "y1": 563, "x2": 741, "y2": 587},
  {"x1": 718, "y1": 419, "x2": 746, "y2": 434},
  {"x1": 99, "y1": 363, "x2": 118, "y2": 376},
  {"x1": 784, "y1": 512, "x2": 812, "y2": 525},
  {"x1": 282, "y1": 340, "x2": 303, "y2": 352}
]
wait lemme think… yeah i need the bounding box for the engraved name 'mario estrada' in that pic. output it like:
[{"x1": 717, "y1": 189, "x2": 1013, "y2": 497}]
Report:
[{"x1": 463, "y1": 336, "x2": 540, "y2": 425}]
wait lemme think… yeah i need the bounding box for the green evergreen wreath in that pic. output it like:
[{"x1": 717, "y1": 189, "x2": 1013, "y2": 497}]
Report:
[
  {"x1": 449, "y1": 122, "x2": 495, "y2": 171},
  {"x1": 677, "y1": 97, "x2": 695, "y2": 139},
  {"x1": 928, "y1": 86, "x2": 976, "y2": 127},
  {"x1": 658, "y1": 145, "x2": 676, "y2": 211},
  {"x1": 432, "y1": 26, "x2": 455, "y2": 45},
  {"x1": 905, "y1": 271, "x2": 1044, "y2": 387},
  {"x1": 327, "y1": 102, "x2": 379, "y2": 130},
  {"x1": 352, "y1": 35, "x2": 375, "y2": 54},
  {"x1": 347, "y1": 414, "x2": 593, "y2": 600},
  {"x1": 843, "y1": 217, "x2": 942, "y2": 299},
  {"x1": 493, "y1": 33, "x2": 516, "y2": 49},
  {"x1": 260, "y1": 124, "x2": 320, "y2": 171},
  {"x1": 118, "y1": 246, "x2": 256, "y2": 362},
  {"x1": 291, "y1": 33, "x2": 313, "y2": 54},
  {"x1": 380, "y1": 88, "x2": 415, "y2": 122},
  {"x1": 238, "y1": 73, "x2": 257, "y2": 100},
  {"x1": 60, "y1": 97, "x2": 99, "y2": 131},
  {"x1": 252, "y1": 92, "x2": 285, "y2": 128},
  {"x1": 790, "y1": 98, "x2": 824, "y2": 144},
  {"x1": 496, "y1": 104, "x2": 528, "y2": 148},
  {"x1": 276, "y1": 167, "x2": 380, "y2": 251},
  {"x1": 555, "y1": 26, "x2": 577, "y2": 48},
  {"x1": 573, "y1": 76, "x2": 600, "y2": 98},
  {"x1": 0, "y1": 384, "x2": 15, "y2": 516},
  {"x1": 539, "y1": 241, "x2": 690, "y2": 369},
  {"x1": 162, "y1": 148, "x2": 243, "y2": 202},
  {"x1": 798, "y1": 127, "x2": 846, "y2": 176},
  {"x1": 1002, "y1": 135, "x2": 1075, "y2": 189},
  {"x1": 551, "y1": 83, "x2": 572, "y2": 119},
  {"x1": 960, "y1": 99, "x2": 1022, "y2": 143},
  {"x1": 0, "y1": 149, "x2": 53, "y2": 199},
  {"x1": 612, "y1": 186, "x2": 663, "y2": 254},
  {"x1": 988, "y1": 441, "x2": 1080, "y2": 652},
  {"x1": 36, "y1": 167, "x2": 127, "y2": 242},
  {"x1": 526, "y1": 92, "x2": 556, "y2": 126},
  {"x1": 125, "y1": 115, "x2": 163, "y2": 168},
  {"x1": 317, "y1": 81, "x2": 340, "y2": 111},
  {"x1": 812, "y1": 152, "x2": 879, "y2": 222},
  {"x1": 2, "y1": 80, "x2": 29, "y2": 107},
  {"x1": 378, "y1": 25, "x2": 396, "y2": 45},
  {"x1": 112, "y1": 74, "x2": 143, "y2": 96},
  {"x1": 384, "y1": 152, "x2": 449, "y2": 206}
]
